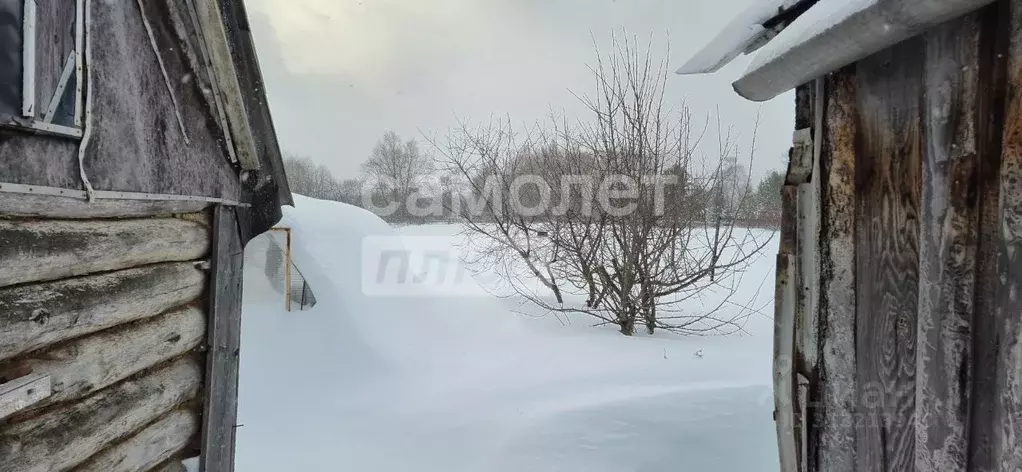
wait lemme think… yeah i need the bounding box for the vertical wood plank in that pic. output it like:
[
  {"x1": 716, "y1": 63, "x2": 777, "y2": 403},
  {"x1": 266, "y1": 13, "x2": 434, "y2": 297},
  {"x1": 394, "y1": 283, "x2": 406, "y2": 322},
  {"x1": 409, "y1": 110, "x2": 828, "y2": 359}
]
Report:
[
  {"x1": 815, "y1": 68, "x2": 859, "y2": 472},
  {"x1": 915, "y1": 13, "x2": 981, "y2": 471},
  {"x1": 970, "y1": 2, "x2": 1011, "y2": 469},
  {"x1": 854, "y1": 38, "x2": 924, "y2": 472},
  {"x1": 792, "y1": 79, "x2": 821, "y2": 472},
  {"x1": 991, "y1": 0, "x2": 1022, "y2": 467},
  {"x1": 200, "y1": 205, "x2": 244, "y2": 472},
  {"x1": 776, "y1": 185, "x2": 799, "y2": 472},
  {"x1": 794, "y1": 81, "x2": 821, "y2": 377}
]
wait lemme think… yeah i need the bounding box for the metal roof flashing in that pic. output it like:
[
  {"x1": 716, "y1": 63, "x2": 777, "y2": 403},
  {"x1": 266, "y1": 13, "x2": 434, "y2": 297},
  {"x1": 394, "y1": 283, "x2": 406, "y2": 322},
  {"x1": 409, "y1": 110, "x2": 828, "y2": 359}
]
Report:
[{"x1": 677, "y1": 0, "x2": 997, "y2": 101}]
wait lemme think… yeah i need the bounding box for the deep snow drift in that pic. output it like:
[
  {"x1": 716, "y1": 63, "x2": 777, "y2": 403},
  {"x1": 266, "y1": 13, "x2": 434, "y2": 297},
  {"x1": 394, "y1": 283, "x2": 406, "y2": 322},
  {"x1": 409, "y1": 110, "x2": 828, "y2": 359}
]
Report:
[{"x1": 235, "y1": 195, "x2": 779, "y2": 471}]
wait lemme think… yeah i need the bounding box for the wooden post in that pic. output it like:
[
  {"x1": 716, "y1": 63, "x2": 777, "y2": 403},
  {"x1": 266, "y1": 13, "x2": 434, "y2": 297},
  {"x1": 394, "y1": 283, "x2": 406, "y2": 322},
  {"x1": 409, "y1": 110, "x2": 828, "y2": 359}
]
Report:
[
  {"x1": 267, "y1": 227, "x2": 293, "y2": 312},
  {"x1": 815, "y1": 67, "x2": 858, "y2": 472},
  {"x1": 285, "y1": 228, "x2": 292, "y2": 312},
  {"x1": 774, "y1": 186, "x2": 798, "y2": 472},
  {"x1": 200, "y1": 205, "x2": 244, "y2": 472}
]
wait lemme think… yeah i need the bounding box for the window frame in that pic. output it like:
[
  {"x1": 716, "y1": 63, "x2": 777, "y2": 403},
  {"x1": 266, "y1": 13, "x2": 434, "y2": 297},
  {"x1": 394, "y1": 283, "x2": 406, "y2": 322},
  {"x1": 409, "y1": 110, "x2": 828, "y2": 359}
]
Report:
[{"x1": 0, "y1": 0, "x2": 84, "y2": 139}]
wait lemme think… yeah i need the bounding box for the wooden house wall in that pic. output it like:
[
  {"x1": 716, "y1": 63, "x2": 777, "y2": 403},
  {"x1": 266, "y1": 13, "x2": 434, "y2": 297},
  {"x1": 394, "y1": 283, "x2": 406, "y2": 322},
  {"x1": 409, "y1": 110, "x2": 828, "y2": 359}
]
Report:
[
  {"x1": 0, "y1": 205, "x2": 214, "y2": 471},
  {"x1": 0, "y1": 0, "x2": 241, "y2": 200},
  {"x1": 779, "y1": 2, "x2": 1022, "y2": 471}
]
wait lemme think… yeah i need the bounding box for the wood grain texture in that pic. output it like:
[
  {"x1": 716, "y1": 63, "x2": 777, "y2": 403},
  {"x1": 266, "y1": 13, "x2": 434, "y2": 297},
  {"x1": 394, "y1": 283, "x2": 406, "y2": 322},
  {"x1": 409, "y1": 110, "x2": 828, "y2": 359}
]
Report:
[
  {"x1": 775, "y1": 247, "x2": 798, "y2": 472},
  {"x1": 0, "y1": 262, "x2": 206, "y2": 362},
  {"x1": 796, "y1": 5, "x2": 1022, "y2": 472},
  {"x1": 815, "y1": 68, "x2": 859, "y2": 472},
  {"x1": 200, "y1": 205, "x2": 244, "y2": 472},
  {"x1": 6, "y1": 306, "x2": 205, "y2": 411},
  {"x1": 74, "y1": 409, "x2": 199, "y2": 472},
  {"x1": 915, "y1": 14, "x2": 981, "y2": 471},
  {"x1": 0, "y1": 358, "x2": 202, "y2": 472},
  {"x1": 970, "y1": 2, "x2": 1012, "y2": 469},
  {"x1": 789, "y1": 128, "x2": 814, "y2": 185},
  {"x1": 991, "y1": 1, "x2": 1022, "y2": 467},
  {"x1": 0, "y1": 192, "x2": 209, "y2": 218},
  {"x1": 192, "y1": 0, "x2": 259, "y2": 169},
  {"x1": 0, "y1": 217, "x2": 210, "y2": 288},
  {"x1": 32, "y1": 0, "x2": 75, "y2": 117},
  {"x1": 776, "y1": 185, "x2": 798, "y2": 471},
  {"x1": 0, "y1": 373, "x2": 51, "y2": 421},
  {"x1": 854, "y1": 38, "x2": 924, "y2": 472},
  {"x1": 794, "y1": 79, "x2": 823, "y2": 472},
  {"x1": 0, "y1": 0, "x2": 245, "y2": 199}
]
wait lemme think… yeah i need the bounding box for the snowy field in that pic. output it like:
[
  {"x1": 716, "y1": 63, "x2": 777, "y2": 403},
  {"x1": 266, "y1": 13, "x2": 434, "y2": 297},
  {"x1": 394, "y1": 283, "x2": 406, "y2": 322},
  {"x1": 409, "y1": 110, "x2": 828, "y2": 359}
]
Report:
[{"x1": 234, "y1": 195, "x2": 780, "y2": 472}]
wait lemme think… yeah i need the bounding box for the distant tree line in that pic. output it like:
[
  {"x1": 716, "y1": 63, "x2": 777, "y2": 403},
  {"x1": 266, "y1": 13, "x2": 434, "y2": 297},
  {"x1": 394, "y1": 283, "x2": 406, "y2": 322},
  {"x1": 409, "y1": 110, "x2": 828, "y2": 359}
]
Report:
[
  {"x1": 285, "y1": 130, "x2": 453, "y2": 225},
  {"x1": 285, "y1": 134, "x2": 785, "y2": 228}
]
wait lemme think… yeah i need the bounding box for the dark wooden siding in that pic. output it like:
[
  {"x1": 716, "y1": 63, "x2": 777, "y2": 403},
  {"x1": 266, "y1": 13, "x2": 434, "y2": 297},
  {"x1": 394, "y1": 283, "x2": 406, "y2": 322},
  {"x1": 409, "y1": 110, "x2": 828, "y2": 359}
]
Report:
[
  {"x1": 0, "y1": 0, "x2": 240, "y2": 200},
  {"x1": 853, "y1": 36, "x2": 924, "y2": 471},
  {"x1": 200, "y1": 205, "x2": 244, "y2": 472},
  {"x1": 782, "y1": 2, "x2": 1022, "y2": 470}
]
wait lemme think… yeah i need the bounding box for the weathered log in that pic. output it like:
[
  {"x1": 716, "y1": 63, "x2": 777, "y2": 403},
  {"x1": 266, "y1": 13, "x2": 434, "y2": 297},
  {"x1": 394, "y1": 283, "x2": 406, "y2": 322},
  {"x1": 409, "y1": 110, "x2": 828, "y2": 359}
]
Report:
[
  {"x1": 74, "y1": 409, "x2": 198, "y2": 472},
  {"x1": 0, "y1": 217, "x2": 210, "y2": 288},
  {"x1": 0, "y1": 358, "x2": 202, "y2": 472},
  {"x1": 0, "y1": 262, "x2": 206, "y2": 362},
  {"x1": 8, "y1": 307, "x2": 205, "y2": 411},
  {"x1": 149, "y1": 460, "x2": 188, "y2": 472},
  {"x1": 815, "y1": 68, "x2": 859, "y2": 472},
  {"x1": 151, "y1": 457, "x2": 192, "y2": 472},
  {"x1": 0, "y1": 192, "x2": 209, "y2": 219}
]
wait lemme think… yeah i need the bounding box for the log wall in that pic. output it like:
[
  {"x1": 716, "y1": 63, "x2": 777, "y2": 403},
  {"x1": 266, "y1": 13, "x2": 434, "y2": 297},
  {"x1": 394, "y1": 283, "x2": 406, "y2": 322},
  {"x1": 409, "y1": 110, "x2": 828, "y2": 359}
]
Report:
[
  {"x1": 778, "y1": 2, "x2": 1022, "y2": 470},
  {"x1": 0, "y1": 203, "x2": 213, "y2": 472}
]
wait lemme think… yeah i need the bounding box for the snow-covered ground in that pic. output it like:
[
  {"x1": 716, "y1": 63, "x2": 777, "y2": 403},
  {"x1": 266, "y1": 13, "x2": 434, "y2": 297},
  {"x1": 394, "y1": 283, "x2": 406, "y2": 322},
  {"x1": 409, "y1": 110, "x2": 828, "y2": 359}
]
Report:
[{"x1": 235, "y1": 195, "x2": 780, "y2": 472}]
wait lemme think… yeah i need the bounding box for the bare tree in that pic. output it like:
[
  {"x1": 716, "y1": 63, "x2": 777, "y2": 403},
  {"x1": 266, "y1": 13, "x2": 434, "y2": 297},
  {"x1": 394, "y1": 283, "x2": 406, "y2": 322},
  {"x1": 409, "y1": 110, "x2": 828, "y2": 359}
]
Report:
[
  {"x1": 432, "y1": 36, "x2": 771, "y2": 336},
  {"x1": 284, "y1": 154, "x2": 343, "y2": 201},
  {"x1": 363, "y1": 131, "x2": 434, "y2": 222},
  {"x1": 337, "y1": 178, "x2": 365, "y2": 206},
  {"x1": 430, "y1": 118, "x2": 569, "y2": 304}
]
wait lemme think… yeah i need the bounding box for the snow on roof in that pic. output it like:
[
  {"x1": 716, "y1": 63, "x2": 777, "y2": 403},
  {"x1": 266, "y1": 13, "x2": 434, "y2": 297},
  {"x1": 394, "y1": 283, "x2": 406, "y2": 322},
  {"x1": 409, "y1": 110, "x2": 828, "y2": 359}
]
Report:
[
  {"x1": 742, "y1": 0, "x2": 877, "y2": 75},
  {"x1": 675, "y1": 0, "x2": 810, "y2": 75},
  {"x1": 679, "y1": 0, "x2": 998, "y2": 101}
]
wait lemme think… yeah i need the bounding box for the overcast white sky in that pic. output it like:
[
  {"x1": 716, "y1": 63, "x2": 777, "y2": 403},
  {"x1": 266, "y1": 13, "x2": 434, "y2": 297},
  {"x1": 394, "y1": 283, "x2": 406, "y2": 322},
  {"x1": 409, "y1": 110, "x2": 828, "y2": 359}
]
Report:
[{"x1": 245, "y1": 0, "x2": 794, "y2": 181}]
